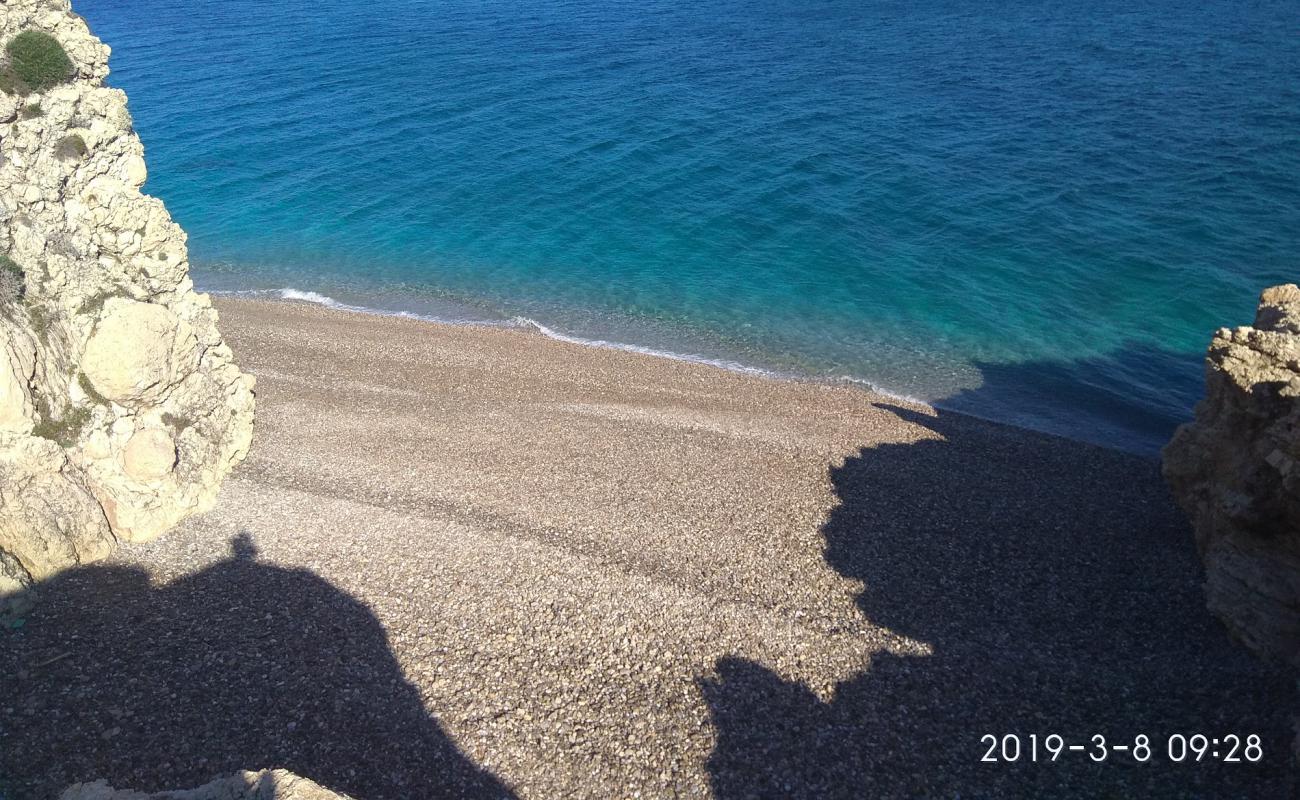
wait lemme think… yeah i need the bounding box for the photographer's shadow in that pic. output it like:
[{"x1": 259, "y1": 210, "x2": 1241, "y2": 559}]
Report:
[
  {"x1": 701, "y1": 404, "x2": 1294, "y2": 798},
  {"x1": 0, "y1": 532, "x2": 515, "y2": 800}
]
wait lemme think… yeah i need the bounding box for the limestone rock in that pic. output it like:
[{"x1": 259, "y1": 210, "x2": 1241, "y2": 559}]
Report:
[
  {"x1": 1163, "y1": 284, "x2": 1300, "y2": 668},
  {"x1": 0, "y1": 0, "x2": 254, "y2": 596},
  {"x1": 0, "y1": 318, "x2": 36, "y2": 432},
  {"x1": 81, "y1": 298, "x2": 194, "y2": 405},
  {"x1": 122, "y1": 426, "x2": 176, "y2": 481},
  {"x1": 0, "y1": 545, "x2": 35, "y2": 619},
  {"x1": 60, "y1": 769, "x2": 352, "y2": 800},
  {"x1": 0, "y1": 435, "x2": 113, "y2": 580}
]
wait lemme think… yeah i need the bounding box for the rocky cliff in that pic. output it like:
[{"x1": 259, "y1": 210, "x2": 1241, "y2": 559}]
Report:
[
  {"x1": 0, "y1": 0, "x2": 254, "y2": 610},
  {"x1": 1164, "y1": 284, "x2": 1300, "y2": 667}
]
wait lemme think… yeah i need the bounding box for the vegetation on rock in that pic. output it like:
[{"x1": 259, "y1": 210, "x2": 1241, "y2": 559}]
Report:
[
  {"x1": 55, "y1": 133, "x2": 87, "y2": 160},
  {"x1": 31, "y1": 398, "x2": 91, "y2": 447},
  {"x1": 77, "y1": 288, "x2": 126, "y2": 317},
  {"x1": 161, "y1": 411, "x2": 195, "y2": 433},
  {"x1": 0, "y1": 255, "x2": 24, "y2": 310},
  {"x1": 77, "y1": 372, "x2": 110, "y2": 406},
  {"x1": 1, "y1": 30, "x2": 74, "y2": 94},
  {"x1": 26, "y1": 302, "x2": 54, "y2": 347}
]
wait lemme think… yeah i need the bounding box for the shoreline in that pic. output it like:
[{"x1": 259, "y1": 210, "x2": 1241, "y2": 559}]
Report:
[
  {"x1": 211, "y1": 287, "x2": 804, "y2": 381},
  {"x1": 209, "y1": 290, "x2": 1156, "y2": 459},
  {"x1": 7, "y1": 293, "x2": 1288, "y2": 798}
]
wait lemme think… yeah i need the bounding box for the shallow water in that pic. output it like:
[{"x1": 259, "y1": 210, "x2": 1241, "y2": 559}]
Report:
[{"x1": 76, "y1": 0, "x2": 1300, "y2": 453}]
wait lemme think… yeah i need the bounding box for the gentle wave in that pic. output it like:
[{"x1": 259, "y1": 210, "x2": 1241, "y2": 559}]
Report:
[
  {"x1": 219, "y1": 286, "x2": 940, "y2": 408},
  {"x1": 275, "y1": 288, "x2": 341, "y2": 307},
  {"x1": 217, "y1": 285, "x2": 938, "y2": 408},
  {"x1": 82, "y1": 0, "x2": 1300, "y2": 454},
  {"x1": 832, "y1": 377, "x2": 937, "y2": 412},
  {"x1": 213, "y1": 286, "x2": 827, "y2": 385},
  {"x1": 507, "y1": 316, "x2": 783, "y2": 379},
  {"x1": 215, "y1": 287, "x2": 491, "y2": 326}
]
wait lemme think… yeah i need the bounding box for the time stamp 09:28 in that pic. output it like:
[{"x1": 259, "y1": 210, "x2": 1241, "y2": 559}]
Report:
[{"x1": 980, "y1": 733, "x2": 1264, "y2": 764}]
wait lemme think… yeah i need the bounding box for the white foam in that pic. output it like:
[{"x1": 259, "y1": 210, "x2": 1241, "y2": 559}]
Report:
[
  {"x1": 277, "y1": 288, "x2": 342, "y2": 306},
  {"x1": 208, "y1": 286, "x2": 932, "y2": 400},
  {"x1": 835, "y1": 375, "x2": 932, "y2": 407},
  {"x1": 211, "y1": 286, "x2": 477, "y2": 324},
  {"x1": 508, "y1": 316, "x2": 779, "y2": 378}
]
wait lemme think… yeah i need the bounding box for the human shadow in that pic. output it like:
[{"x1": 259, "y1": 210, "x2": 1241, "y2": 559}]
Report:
[
  {"x1": 0, "y1": 533, "x2": 516, "y2": 800},
  {"x1": 701, "y1": 401, "x2": 1295, "y2": 797}
]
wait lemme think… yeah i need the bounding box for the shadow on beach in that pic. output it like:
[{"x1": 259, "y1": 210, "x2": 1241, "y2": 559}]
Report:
[
  {"x1": 701, "y1": 401, "x2": 1296, "y2": 797},
  {"x1": 0, "y1": 533, "x2": 515, "y2": 800}
]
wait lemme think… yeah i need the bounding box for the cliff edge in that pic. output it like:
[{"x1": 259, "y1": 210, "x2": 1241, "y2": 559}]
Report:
[
  {"x1": 1164, "y1": 284, "x2": 1300, "y2": 667},
  {"x1": 0, "y1": 0, "x2": 254, "y2": 608}
]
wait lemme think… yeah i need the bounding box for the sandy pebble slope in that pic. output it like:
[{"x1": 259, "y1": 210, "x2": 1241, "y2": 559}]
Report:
[{"x1": 2, "y1": 297, "x2": 1292, "y2": 799}]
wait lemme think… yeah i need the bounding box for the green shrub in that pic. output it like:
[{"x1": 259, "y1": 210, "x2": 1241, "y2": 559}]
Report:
[
  {"x1": 78, "y1": 288, "x2": 124, "y2": 317},
  {"x1": 161, "y1": 411, "x2": 195, "y2": 433},
  {"x1": 3, "y1": 31, "x2": 73, "y2": 94},
  {"x1": 20, "y1": 101, "x2": 43, "y2": 118},
  {"x1": 0, "y1": 255, "x2": 24, "y2": 311},
  {"x1": 31, "y1": 402, "x2": 90, "y2": 447},
  {"x1": 46, "y1": 232, "x2": 82, "y2": 259},
  {"x1": 77, "y1": 372, "x2": 109, "y2": 406},
  {"x1": 55, "y1": 133, "x2": 87, "y2": 161},
  {"x1": 26, "y1": 302, "x2": 54, "y2": 348}
]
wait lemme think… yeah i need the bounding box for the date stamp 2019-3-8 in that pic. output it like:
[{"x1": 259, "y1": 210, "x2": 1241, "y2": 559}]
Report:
[{"x1": 980, "y1": 733, "x2": 1264, "y2": 764}]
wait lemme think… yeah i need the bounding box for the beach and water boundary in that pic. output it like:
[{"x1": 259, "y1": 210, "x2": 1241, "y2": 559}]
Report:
[
  {"x1": 4, "y1": 0, "x2": 1298, "y2": 795},
  {"x1": 75, "y1": 0, "x2": 1300, "y2": 456},
  {"x1": 7, "y1": 294, "x2": 1292, "y2": 797},
  {"x1": 208, "y1": 284, "x2": 1194, "y2": 456}
]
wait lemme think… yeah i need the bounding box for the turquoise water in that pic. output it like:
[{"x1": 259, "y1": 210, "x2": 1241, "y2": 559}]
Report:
[{"x1": 77, "y1": 0, "x2": 1299, "y2": 453}]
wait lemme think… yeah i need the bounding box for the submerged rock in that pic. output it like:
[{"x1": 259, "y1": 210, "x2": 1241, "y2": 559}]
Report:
[
  {"x1": 1164, "y1": 284, "x2": 1300, "y2": 667},
  {"x1": 0, "y1": 0, "x2": 254, "y2": 610},
  {"x1": 60, "y1": 769, "x2": 351, "y2": 800}
]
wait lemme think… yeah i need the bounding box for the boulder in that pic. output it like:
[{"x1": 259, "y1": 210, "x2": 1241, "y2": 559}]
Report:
[
  {"x1": 81, "y1": 298, "x2": 193, "y2": 406},
  {"x1": 0, "y1": 436, "x2": 114, "y2": 581},
  {"x1": 60, "y1": 769, "x2": 352, "y2": 800},
  {"x1": 1163, "y1": 284, "x2": 1300, "y2": 667},
  {"x1": 122, "y1": 427, "x2": 176, "y2": 481}
]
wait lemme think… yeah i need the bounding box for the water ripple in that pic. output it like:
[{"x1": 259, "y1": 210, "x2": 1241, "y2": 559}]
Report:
[{"x1": 75, "y1": 0, "x2": 1300, "y2": 453}]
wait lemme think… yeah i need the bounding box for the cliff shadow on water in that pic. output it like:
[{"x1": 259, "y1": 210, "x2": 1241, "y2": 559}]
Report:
[
  {"x1": 0, "y1": 533, "x2": 516, "y2": 800},
  {"x1": 701, "y1": 347, "x2": 1297, "y2": 798},
  {"x1": 937, "y1": 341, "x2": 1208, "y2": 456}
]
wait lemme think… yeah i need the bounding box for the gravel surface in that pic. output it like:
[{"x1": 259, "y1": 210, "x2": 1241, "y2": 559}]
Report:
[{"x1": 1, "y1": 298, "x2": 1293, "y2": 798}]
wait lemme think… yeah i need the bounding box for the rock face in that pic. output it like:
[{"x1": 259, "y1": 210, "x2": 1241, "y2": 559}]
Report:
[
  {"x1": 0, "y1": 0, "x2": 254, "y2": 607},
  {"x1": 60, "y1": 769, "x2": 351, "y2": 800},
  {"x1": 1164, "y1": 284, "x2": 1300, "y2": 668}
]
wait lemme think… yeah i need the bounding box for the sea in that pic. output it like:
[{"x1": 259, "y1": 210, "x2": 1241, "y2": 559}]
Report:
[{"x1": 75, "y1": 0, "x2": 1299, "y2": 454}]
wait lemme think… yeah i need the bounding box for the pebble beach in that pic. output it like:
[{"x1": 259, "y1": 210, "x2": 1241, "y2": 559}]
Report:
[{"x1": 2, "y1": 297, "x2": 1294, "y2": 799}]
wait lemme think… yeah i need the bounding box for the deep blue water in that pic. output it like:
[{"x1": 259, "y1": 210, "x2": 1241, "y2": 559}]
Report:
[{"x1": 76, "y1": 0, "x2": 1299, "y2": 453}]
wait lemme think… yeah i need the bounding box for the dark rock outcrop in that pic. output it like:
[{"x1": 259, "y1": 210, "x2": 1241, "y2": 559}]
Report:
[{"x1": 1164, "y1": 284, "x2": 1300, "y2": 667}]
